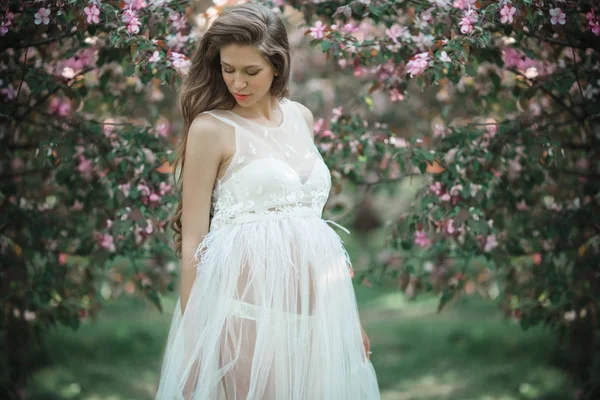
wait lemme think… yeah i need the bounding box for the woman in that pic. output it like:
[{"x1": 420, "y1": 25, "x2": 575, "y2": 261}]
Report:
[{"x1": 155, "y1": 3, "x2": 380, "y2": 399}]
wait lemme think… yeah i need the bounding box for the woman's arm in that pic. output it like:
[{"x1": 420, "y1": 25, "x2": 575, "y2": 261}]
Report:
[{"x1": 179, "y1": 114, "x2": 224, "y2": 315}]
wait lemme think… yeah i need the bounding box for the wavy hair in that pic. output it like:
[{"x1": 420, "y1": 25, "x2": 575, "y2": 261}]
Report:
[{"x1": 169, "y1": 3, "x2": 291, "y2": 258}]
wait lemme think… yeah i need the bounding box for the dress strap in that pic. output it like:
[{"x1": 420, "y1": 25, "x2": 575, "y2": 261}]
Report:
[
  {"x1": 203, "y1": 110, "x2": 242, "y2": 129},
  {"x1": 324, "y1": 219, "x2": 351, "y2": 235}
]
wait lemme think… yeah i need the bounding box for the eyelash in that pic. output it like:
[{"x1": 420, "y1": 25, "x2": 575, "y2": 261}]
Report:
[{"x1": 223, "y1": 69, "x2": 259, "y2": 76}]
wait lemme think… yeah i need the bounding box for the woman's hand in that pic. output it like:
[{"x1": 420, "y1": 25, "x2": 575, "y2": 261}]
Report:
[{"x1": 360, "y1": 323, "x2": 371, "y2": 361}]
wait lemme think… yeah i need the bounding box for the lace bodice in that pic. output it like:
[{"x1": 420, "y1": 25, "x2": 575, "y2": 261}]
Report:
[{"x1": 202, "y1": 98, "x2": 332, "y2": 231}]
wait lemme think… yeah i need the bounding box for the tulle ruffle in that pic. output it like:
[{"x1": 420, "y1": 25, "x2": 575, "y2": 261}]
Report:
[{"x1": 155, "y1": 216, "x2": 380, "y2": 400}]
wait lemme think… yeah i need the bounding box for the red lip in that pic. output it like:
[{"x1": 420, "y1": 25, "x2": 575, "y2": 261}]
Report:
[{"x1": 234, "y1": 93, "x2": 250, "y2": 99}]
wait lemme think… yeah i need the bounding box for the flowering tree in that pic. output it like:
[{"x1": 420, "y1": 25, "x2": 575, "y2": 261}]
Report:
[
  {"x1": 2, "y1": 0, "x2": 600, "y2": 397},
  {"x1": 282, "y1": 0, "x2": 600, "y2": 396},
  {"x1": 0, "y1": 0, "x2": 198, "y2": 395}
]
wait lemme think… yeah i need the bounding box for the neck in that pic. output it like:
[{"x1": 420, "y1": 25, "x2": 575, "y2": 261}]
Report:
[{"x1": 234, "y1": 95, "x2": 280, "y2": 121}]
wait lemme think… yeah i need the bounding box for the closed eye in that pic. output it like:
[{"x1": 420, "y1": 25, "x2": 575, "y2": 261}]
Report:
[{"x1": 222, "y1": 69, "x2": 260, "y2": 76}]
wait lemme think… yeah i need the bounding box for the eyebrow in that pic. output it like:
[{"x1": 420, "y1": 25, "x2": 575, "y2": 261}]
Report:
[{"x1": 220, "y1": 61, "x2": 262, "y2": 69}]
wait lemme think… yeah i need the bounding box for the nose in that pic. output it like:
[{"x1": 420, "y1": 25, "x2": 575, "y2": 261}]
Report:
[{"x1": 232, "y1": 74, "x2": 247, "y2": 91}]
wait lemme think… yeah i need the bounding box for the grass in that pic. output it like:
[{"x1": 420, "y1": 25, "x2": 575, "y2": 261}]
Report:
[
  {"x1": 26, "y1": 283, "x2": 575, "y2": 400},
  {"x1": 27, "y1": 209, "x2": 575, "y2": 400}
]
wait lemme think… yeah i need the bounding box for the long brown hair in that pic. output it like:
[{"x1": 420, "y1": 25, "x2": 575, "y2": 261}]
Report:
[{"x1": 170, "y1": 3, "x2": 291, "y2": 258}]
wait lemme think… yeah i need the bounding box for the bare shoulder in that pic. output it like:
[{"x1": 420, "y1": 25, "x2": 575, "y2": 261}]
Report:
[
  {"x1": 290, "y1": 100, "x2": 314, "y2": 138},
  {"x1": 187, "y1": 113, "x2": 235, "y2": 160}
]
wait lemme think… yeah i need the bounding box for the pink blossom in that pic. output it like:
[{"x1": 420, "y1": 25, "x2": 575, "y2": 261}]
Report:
[
  {"x1": 58, "y1": 253, "x2": 68, "y2": 265},
  {"x1": 0, "y1": 84, "x2": 17, "y2": 100},
  {"x1": 159, "y1": 181, "x2": 172, "y2": 195},
  {"x1": 57, "y1": 100, "x2": 72, "y2": 117},
  {"x1": 341, "y1": 21, "x2": 360, "y2": 34},
  {"x1": 119, "y1": 183, "x2": 131, "y2": 197},
  {"x1": 507, "y1": 158, "x2": 522, "y2": 180},
  {"x1": 385, "y1": 24, "x2": 405, "y2": 44},
  {"x1": 72, "y1": 200, "x2": 84, "y2": 211},
  {"x1": 100, "y1": 233, "x2": 116, "y2": 252},
  {"x1": 516, "y1": 199, "x2": 529, "y2": 211},
  {"x1": 309, "y1": 21, "x2": 327, "y2": 39},
  {"x1": 154, "y1": 118, "x2": 170, "y2": 137},
  {"x1": 137, "y1": 183, "x2": 151, "y2": 196},
  {"x1": 464, "y1": 8, "x2": 479, "y2": 23},
  {"x1": 84, "y1": 3, "x2": 101, "y2": 24},
  {"x1": 77, "y1": 156, "x2": 94, "y2": 180},
  {"x1": 445, "y1": 148, "x2": 458, "y2": 165},
  {"x1": 168, "y1": 12, "x2": 187, "y2": 31},
  {"x1": 405, "y1": 52, "x2": 431, "y2": 77},
  {"x1": 149, "y1": 193, "x2": 160, "y2": 202},
  {"x1": 170, "y1": 52, "x2": 191, "y2": 75},
  {"x1": 24, "y1": 310, "x2": 37, "y2": 321},
  {"x1": 103, "y1": 118, "x2": 116, "y2": 137},
  {"x1": 392, "y1": 137, "x2": 408, "y2": 148},
  {"x1": 48, "y1": 97, "x2": 61, "y2": 114},
  {"x1": 331, "y1": 107, "x2": 343, "y2": 123},
  {"x1": 389, "y1": 89, "x2": 404, "y2": 102},
  {"x1": 450, "y1": 184, "x2": 463, "y2": 197},
  {"x1": 11, "y1": 157, "x2": 24, "y2": 170},
  {"x1": 35, "y1": 8, "x2": 51, "y2": 25},
  {"x1": 433, "y1": 123, "x2": 448, "y2": 138},
  {"x1": 485, "y1": 120, "x2": 498, "y2": 137},
  {"x1": 484, "y1": 234, "x2": 498, "y2": 252},
  {"x1": 1, "y1": 10, "x2": 14, "y2": 36},
  {"x1": 144, "y1": 219, "x2": 153, "y2": 234},
  {"x1": 353, "y1": 65, "x2": 366, "y2": 77},
  {"x1": 549, "y1": 8, "x2": 566, "y2": 25},
  {"x1": 127, "y1": 17, "x2": 142, "y2": 34},
  {"x1": 124, "y1": 0, "x2": 147, "y2": 10},
  {"x1": 502, "y1": 47, "x2": 521, "y2": 68},
  {"x1": 122, "y1": 8, "x2": 136, "y2": 23},
  {"x1": 586, "y1": 10, "x2": 600, "y2": 36},
  {"x1": 459, "y1": 17, "x2": 473, "y2": 34},
  {"x1": 414, "y1": 230, "x2": 432, "y2": 248},
  {"x1": 166, "y1": 32, "x2": 188, "y2": 51},
  {"x1": 500, "y1": 5, "x2": 516, "y2": 24},
  {"x1": 430, "y1": 181, "x2": 443, "y2": 196},
  {"x1": 321, "y1": 130, "x2": 335, "y2": 139},
  {"x1": 453, "y1": 0, "x2": 477, "y2": 10},
  {"x1": 446, "y1": 219, "x2": 456, "y2": 234},
  {"x1": 439, "y1": 51, "x2": 451, "y2": 63},
  {"x1": 61, "y1": 48, "x2": 97, "y2": 72},
  {"x1": 122, "y1": 7, "x2": 142, "y2": 34},
  {"x1": 148, "y1": 50, "x2": 160, "y2": 63},
  {"x1": 313, "y1": 118, "x2": 324, "y2": 134}
]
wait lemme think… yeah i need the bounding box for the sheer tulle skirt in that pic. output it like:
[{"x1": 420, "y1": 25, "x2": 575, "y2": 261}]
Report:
[{"x1": 155, "y1": 216, "x2": 380, "y2": 400}]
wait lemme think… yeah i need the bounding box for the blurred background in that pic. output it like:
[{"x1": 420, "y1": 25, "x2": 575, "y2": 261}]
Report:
[{"x1": 4, "y1": 0, "x2": 597, "y2": 399}]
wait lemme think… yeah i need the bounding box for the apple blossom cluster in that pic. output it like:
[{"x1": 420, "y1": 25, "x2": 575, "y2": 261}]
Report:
[
  {"x1": 405, "y1": 52, "x2": 431, "y2": 77},
  {"x1": 587, "y1": 9, "x2": 600, "y2": 36},
  {"x1": 0, "y1": 9, "x2": 14, "y2": 35},
  {"x1": 502, "y1": 47, "x2": 555, "y2": 78},
  {"x1": 459, "y1": 7, "x2": 478, "y2": 34},
  {"x1": 122, "y1": 6, "x2": 142, "y2": 34}
]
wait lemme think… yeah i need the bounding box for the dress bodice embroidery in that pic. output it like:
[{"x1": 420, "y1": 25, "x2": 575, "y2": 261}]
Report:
[{"x1": 202, "y1": 98, "x2": 332, "y2": 231}]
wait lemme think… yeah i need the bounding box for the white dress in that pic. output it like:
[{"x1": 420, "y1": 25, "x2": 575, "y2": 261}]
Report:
[{"x1": 155, "y1": 98, "x2": 380, "y2": 400}]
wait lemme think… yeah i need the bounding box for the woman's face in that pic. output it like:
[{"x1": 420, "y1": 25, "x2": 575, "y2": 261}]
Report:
[{"x1": 219, "y1": 44, "x2": 277, "y2": 106}]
